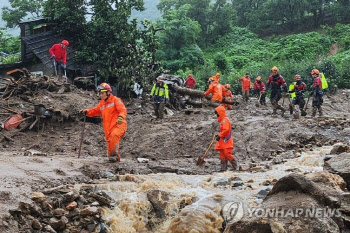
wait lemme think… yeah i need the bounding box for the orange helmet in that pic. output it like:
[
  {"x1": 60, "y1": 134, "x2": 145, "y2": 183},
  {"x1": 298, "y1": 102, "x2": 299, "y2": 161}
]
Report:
[
  {"x1": 271, "y1": 66, "x2": 278, "y2": 72},
  {"x1": 256, "y1": 76, "x2": 262, "y2": 81},
  {"x1": 294, "y1": 75, "x2": 301, "y2": 81},
  {"x1": 225, "y1": 84, "x2": 231, "y2": 89},
  {"x1": 216, "y1": 73, "x2": 220, "y2": 77},
  {"x1": 61, "y1": 40, "x2": 69, "y2": 47},
  {"x1": 188, "y1": 74, "x2": 192, "y2": 78},
  {"x1": 97, "y1": 83, "x2": 112, "y2": 92},
  {"x1": 311, "y1": 69, "x2": 319, "y2": 75}
]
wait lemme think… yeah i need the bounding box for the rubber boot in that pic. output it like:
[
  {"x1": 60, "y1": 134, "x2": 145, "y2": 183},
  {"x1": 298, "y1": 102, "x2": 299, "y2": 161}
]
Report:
[
  {"x1": 220, "y1": 159, "x2": 228, "y2": 172},
  {"x1": 318, "y1": 106, "x2": 323, "y2": 117},
  {"x1": 109, "y1": 152, "x2": 118, "y2": 163},
  {"x1": 312, "y1": 107, "x2": 317, "y2": 117},
  {"x1": 279, "y1": 106, "x2": 286, "y2": 117},
  {"x1": 229, "y1": 158, "x2": 237, "y2": 170}
]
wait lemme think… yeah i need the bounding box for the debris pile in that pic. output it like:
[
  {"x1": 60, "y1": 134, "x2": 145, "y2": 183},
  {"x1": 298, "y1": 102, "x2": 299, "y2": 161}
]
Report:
[{"x1": 10, "y1": 184, "x2": 110, "y2": 232}]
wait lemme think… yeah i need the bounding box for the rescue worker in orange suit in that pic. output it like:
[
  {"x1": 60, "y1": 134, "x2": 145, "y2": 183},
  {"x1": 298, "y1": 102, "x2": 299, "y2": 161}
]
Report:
[
  {"x1": 81, "y1": 83, "x2": 127, "y2": 163},
  {"x1": 311, "y1": 69, "x2": 323, "y2": 117},
  {"x1": 222, "y1": 84, "x2": 233, "y2": 110},
  {"x1": 288, "y1": 75, "x2": 307, "y2": 116},
  {"x1": 215, "y1": 106, "x2": 237, "y2": 171},
  {"x1": 253, "y1": 76, "x2": 266, "y2": 105},
  {"x1": 49, "y1": 40, "x2": 69, "y2": 79},
  {"x1": 184, "y1": 74, "x2": 197, "y2": 89},
  {"x1": 204, "y1": 78, "x2": 223, "y2": 106},
  {"x1": 266, "y1": 66, "x2": 288, "y2": 116},
  {"x1": 209, "y1": 73, "x2": 221, "y2": 82},
  {"x1": 239, "y1": 73, "x2": 251, "y2": 102}
]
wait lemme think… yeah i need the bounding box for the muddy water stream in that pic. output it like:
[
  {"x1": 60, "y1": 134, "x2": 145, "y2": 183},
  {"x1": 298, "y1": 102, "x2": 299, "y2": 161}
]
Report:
[{"x1": 86, "y1": 146, "x2": 333, "y2": 233}]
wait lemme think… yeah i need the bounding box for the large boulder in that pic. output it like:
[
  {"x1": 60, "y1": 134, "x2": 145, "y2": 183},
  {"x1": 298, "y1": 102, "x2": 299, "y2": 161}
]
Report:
[
  {"x1": 325, "y1": 152, "x2": 350, "y2": 190},
  {"x1": 224, "y1": 172, "x2": 348, "y2": 233}
]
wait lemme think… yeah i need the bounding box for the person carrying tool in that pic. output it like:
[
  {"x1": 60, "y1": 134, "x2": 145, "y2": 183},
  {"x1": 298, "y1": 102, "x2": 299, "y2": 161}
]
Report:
[
  {"x1": 253, "y1": 76, "x2": 266, "y2": 105},
  {"x1": 266, "y1": 66, "x2": 288, "y2": 116},
  {"x1": 49, "y1": 40, "x2": 69, "y2": 80},
  {"x1": 222, "y1": 84, "x2": 233, "y2": 110},
  {"x1": 184, "y1": 74, "x2": 197, "y2": 89},
  {"x1": 204, "y1": 78, "x2": 223, "y2": 105},
  {"x1": 310, "y1": 69, "x2": 324, "y2": 117},
  {"x1": 239, "y1": 73, "x2": 251, "y2": 102},
  {"x1": 149, "y1": 77, "x2": 169, "y2": 119},
  {"x1": 81, "y1": 83, "x2": 127, "y2": 163},
  {"x1": 288, "y1": 75, "x2": 307, "y2": 116},
  {"x1": 214, "y1": 106, "x2": 237, "y2": 171}
]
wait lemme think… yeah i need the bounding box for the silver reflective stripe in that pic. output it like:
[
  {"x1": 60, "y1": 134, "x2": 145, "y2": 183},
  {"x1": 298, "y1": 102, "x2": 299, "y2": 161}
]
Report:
[
  {"x1": 107, "y1": 103, "x2": 115, "y2": 108},
  {"x1": 100, "y1": 106, "x2": 105, "y2": 111}
]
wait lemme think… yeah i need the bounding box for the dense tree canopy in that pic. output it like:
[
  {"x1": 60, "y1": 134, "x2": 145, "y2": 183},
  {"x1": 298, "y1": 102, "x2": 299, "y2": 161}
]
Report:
[{"x1": 1, "y1": 0, "x2": 44, "y2": 28}]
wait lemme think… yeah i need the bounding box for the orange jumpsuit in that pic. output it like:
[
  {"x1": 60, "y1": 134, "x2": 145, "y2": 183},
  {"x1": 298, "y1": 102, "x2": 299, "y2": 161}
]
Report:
[
  {"x1": 204, "y1": 81, "x2": 223, "y2": 102},
  {"x1": 214, "y1": 106, "x2": 234, "y2": 161},
  {"x1": 86, "y1": 94, "x2": 127, "y2": 159},
  {"x1": 222, "y1": 86, "x2": 233, "y2": 110}
]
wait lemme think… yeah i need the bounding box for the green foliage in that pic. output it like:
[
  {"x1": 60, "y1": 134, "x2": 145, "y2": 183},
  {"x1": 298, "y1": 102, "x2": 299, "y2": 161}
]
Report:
[
  {"x1": 0, "y1": 55, "x2": 21, "y2": 64},
  {"x1": 155, "y1": 4, "x2": 204, "y2": 72},
  {"x1": 0, "y1": 28, "x2": 20, "y2": 54},
  {"x1": 1, "y1": 0, "x2": 44, "y2": 28},
  {"x1": 43, "y1": 0, "x2": 87, "y2": 38}
]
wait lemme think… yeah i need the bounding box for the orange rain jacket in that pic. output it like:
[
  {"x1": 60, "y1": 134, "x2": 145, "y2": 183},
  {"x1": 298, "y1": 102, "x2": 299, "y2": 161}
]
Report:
[
  {"x1": 86, "y1": 94, "x2": 127, "y2": 140},
  {"x1": 214, "y1": 106, "x2": 233, "y2": 150},
  {"x1": 239, "y1": 76, "x2": 251, "y2": 91},
  {"x1": 204, "y1": 81, "x2": 223, "y2": 102}
]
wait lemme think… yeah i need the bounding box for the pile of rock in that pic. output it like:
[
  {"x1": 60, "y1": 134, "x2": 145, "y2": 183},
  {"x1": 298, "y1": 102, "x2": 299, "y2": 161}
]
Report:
[{"x1": 9, "y1": 184, "x2": 112, "y2": 232}]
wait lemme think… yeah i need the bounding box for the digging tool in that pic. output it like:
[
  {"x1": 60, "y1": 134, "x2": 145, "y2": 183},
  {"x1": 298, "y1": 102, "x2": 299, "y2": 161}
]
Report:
[
  {"x1": 255, "y1": 92, "x2": 262, "y2": 107},
  {"x1": 53, "y1": 59, "x2": 57, "y2": 76},
  {"x1": 64, "y1": 69, "x2": 67, "y2": 83},
  {"x1": 197, "y1": 134, "x2": 216, "y2": 166},
  {"x1": 303, "y1": 94, "x2": 312, "y2": 113},
  {"x1": 78, "y1": 115, "x2": 86, "y2": 158},
  {"x1": 287, "y1": 96, "x2": 299, "y2": 119}
]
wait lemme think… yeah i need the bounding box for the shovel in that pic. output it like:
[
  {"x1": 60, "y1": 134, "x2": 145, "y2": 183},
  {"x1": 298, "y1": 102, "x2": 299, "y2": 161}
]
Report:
[
  {"x1": 287, "y1": 96, "x2": 299, "y2": 119},
  {"x1": 197, "y1": 134, "x2": 216, "y2": 166},
  {"x1": 64, "y1": 69, "x2": 67, "y2": 83},
  {"x1": 302, "y1": 94, "x2": 311, "y2": 116},
  {"x1": 53, "y1": 59, "x2": 57, "y2": 76},
  {"x1": 78, "y1": 115, "x2": 86, "y2": 158},
  {"x1": 255, "y1": 92, "x2": 262, "y2": 107}
]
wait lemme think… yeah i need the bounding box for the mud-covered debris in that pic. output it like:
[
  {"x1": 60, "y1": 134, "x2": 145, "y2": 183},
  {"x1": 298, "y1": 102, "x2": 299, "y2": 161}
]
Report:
[
  {"x1": 137, "y1": 158, "x2": 149, "y2": 163},
  {"x1": 24, "y1": 150, "x2": 47, "y2": 157},
  {"x1": 31, "y1": 192, "x2": 46, "y2": 203},
  {"x1": 80, "y1": 206, "x2": 99, "y2": 216},
  {"x1": 66, "y1": 201, "x2": 77, "y2": 210},
  {"x1": 147, "y1": 189, "x2": 171, "y2": 218}
]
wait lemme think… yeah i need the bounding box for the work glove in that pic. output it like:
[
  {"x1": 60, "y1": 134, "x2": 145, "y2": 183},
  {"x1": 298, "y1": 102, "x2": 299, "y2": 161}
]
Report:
[
  {"x1": 50, "y1": 55, "x2": 55, "y2": 60},
  {"x1": 117, "y1": 116, "x2": 123, "y2": 124},
  {"x1": 215, "y1": 135, "x2": 220, "y2": 141},
  {"x1": 79, "y1": 109, "x2": 87, "y2": 115}
]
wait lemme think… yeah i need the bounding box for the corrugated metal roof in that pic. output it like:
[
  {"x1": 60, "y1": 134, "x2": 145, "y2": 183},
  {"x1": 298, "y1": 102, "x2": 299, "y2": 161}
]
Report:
[{"x1": 22, "y1": 31, "x2": 94, "y2": 75}]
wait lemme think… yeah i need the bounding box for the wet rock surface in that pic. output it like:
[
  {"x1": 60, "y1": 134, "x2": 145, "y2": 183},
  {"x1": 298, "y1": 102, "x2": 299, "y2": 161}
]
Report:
[{"x1": 1, "y1": 72, "x2": 350, "y2": 232}]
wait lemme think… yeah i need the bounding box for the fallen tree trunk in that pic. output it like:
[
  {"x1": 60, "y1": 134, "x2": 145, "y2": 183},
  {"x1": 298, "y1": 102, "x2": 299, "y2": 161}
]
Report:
[{"x1": 172, "y1": 84, "x2": 237, "y2": 105}]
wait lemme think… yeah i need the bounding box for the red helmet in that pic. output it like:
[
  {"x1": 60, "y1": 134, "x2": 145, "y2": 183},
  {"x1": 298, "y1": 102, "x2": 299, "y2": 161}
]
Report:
[
  {"x1": 61, "y1": 40, "x2": 69, "y2": 47},
  {"x1": 97, "y1": 83, "x2": 112, "y2": 92},
  {"x1": 188, "y1": 74, "x2": 192, "y2": 78}
]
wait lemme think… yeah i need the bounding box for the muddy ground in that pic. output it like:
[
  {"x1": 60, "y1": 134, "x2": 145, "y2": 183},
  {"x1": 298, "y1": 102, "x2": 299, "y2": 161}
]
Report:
[{"x1": 1, "y1": 82, "x2": 350, "y2": 232}]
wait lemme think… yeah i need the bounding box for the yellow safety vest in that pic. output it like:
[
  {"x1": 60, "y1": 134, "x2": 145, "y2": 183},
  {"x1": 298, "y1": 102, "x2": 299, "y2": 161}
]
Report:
[
  {"x1": 289, "y1": 82, "x2": 296, "y2": 100},
  {"x1": 320, "y1": 73, "x2": 328, "y2": 89}
]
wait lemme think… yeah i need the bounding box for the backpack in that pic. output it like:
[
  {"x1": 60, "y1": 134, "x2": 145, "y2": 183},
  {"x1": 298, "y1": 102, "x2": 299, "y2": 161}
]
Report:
[{"x1": 320, "y1": 73, "x2": 328, "y2": 89}]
